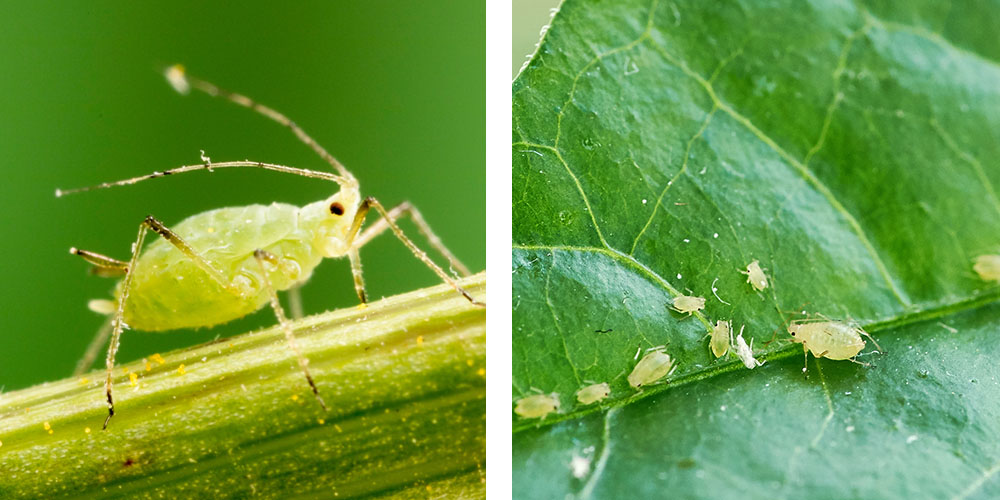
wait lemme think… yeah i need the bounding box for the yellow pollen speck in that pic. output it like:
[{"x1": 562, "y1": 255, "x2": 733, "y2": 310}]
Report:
[
  {"x1": 144, "y1": 359, "x2": 152, "y2": 372},
  {"x1": 477, "y1": 368, "x2": 486, "y2": 377},
  {"x1": 416, "y1": 335, "x2": 424, "y2": 346},
  {"x1": 177, "y1": 364, "x2": 186, "y2": 375},
  {"x1": 85, "y1": 427, "x2": 91, "y2": 434},
  {"x1": 122, "y1": 367, "x2": 130, "y2": 376},
  {"x1": 426, "y1": 485, "x2": 433, "y2": 492},
  {"x1": 44, "y1": 421, "x2": 53, "y2": 434},
  {"x1": 0, "y1": 440, "x2": 3, "y2": 447},
  {"x1": 291, "y1": 394, "x2": 300, "y2": 402},
  {"x1": 228, "y1": 343, "x2": 234, "y2": 348},
  {"x1": 129, "y1": 372, "x2": 138, "y2": 387},
  {"x1": 466, "y1": 359, "x2": 474, "y2": 367},
  {"x1": 78, "y1": 377, "x2": 89, "y2": 385},
  {"x1": 150, "y1": 353, "x2": 166, "y2": 365},
  {"x1": 317, "y1": 418, "x2": 325, "y2": 425},
  {"x1": 206, "y1": 227, "x2": 215, "y2": 233}
]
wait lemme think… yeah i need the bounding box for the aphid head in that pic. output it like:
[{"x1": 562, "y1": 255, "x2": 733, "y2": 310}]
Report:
[
  {"x1": 302, "y1": 185, "x2": 362, "y2": 257},
  {"x1": 787, "y1": 323, "x2": 804, "y2": 343}
]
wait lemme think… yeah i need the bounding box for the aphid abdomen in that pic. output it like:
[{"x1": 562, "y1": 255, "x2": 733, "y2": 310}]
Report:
[{"x1": 121, "y1": 203, "x2": 322, "y2": 331}]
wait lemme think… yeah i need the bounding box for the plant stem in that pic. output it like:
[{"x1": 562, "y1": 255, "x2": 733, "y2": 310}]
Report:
[{"x1": 0, "y1": 273, "x2": 486, "y2": 499}]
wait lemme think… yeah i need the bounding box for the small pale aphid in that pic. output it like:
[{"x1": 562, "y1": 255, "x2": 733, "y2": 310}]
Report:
[
  {"x1": 709, "y1": 320, "x2": 731, "y2": 358},
  {"x1": 575, "y1": 382, "x2": 611, "y2": 405},
  {"x1": 733, "y1": 326, "x2": 764, "y2": 369},
  {"x1": 741, "y1": 260, "x2": 768, "y2": 291},
  {"x1": 671, "y1": 295, "x2": 705, "y2": 315},
  {"x1": 628, "y1": 348, "x2": 676, "y2": 388},
  {"x1": 787, "y1": 319, "x2": 881, "y2": 372},
  {"x1": 974, "y1": 254, "x2": 1000, "y2": 282},
  {"x1": 515, "y1": 393, "x2": 560, "y2": 419}
]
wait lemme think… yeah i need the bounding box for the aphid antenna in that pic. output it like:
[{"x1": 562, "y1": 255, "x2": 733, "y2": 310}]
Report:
[
  {"x1": 56, "y1": 161, "x2": 352, "y2": 198},
  {"x1": 645, "y1": 344, "x2": 666, "y2": 353},
  {"x1": 164, "y1": 64, "x2": 357, "y2": 183}
]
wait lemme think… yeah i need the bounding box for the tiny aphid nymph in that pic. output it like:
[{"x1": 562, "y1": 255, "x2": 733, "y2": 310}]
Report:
[
  {"x1": 575, "y1": 382, "x2": 611, "y2": 405},
  {"x1": 733, "y1": 326, "x2": 764, "y2": 369},
  {"x1": 628, "y1": 348, "x2": 676, "y2": 388},
  {"x1": 974, "y1": 254, "x2": 1000, "y2": 282},
  {"x1": 670, "y1": 295, "x2": 705, "y2": 315},
  {"x1": 787, "y1": 319, "x2": 881, "y2": 372},
  {"x1": 515, "y1": 393, "x2": 561, "y2": 419},
  {"x1": 61, "y1": 65, "x2": 483, "y2": 429},
  {"x1": 710, "y1": 320, "x2": 731, "y2": 358},
  {"x1": 741, "y1": 260, "x2": 768, "y2": 291}
]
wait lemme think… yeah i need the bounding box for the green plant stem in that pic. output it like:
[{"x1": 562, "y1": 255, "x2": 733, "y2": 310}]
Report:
[{"x1": 0, "y1": 273, "x2": 486, "y2": 499}]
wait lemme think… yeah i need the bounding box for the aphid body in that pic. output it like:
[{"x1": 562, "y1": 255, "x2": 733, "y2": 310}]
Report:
[
  {"x1": 710, "y1": 320, "x2": 731, "y2": 358},
  {"x1": 118, "y1": 195, "x2": 360, "y2": 330},
  {"x1": 741, "y1": 260, "x2": 768, "y2": 291},
  {"x1": 671, "y1": 295, "x2": 705, "y2": 315},
  {"x1": 628, "y1": 348, "x2": 676, "y2": 388},
  {"x1": 575, "y1": 382, "x2": 610, "y2": 405},
  {"x1": 787, "y1": 320, "x2": 880, "y2": 370},
  {"x1": 63, "y1": 65, "x2": 481, "y2": 429},
  {"x1": 733, "y1": 327, "x2": 764, "y2": 369},
  {"x1": 974, "y1": 254, "x2": 1000, "y2": 282},
  {"x1": 515, "y1": 393, "x2": 560, "y2": 419}
]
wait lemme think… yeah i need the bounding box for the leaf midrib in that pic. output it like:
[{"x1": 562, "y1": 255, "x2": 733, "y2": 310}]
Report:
[{"x1": 512, "y1": 242, "x2": 1000, "y2": 433}]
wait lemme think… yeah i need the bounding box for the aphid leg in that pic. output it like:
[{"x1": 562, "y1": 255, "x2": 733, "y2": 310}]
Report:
[
  {"x1": 847, "y1": 357, "x2": 871, "y2": 367},
  {"x1": 348, "y1": 249, "x2": 367, "y2": 305},
  {"x1": 287, "y1": 285, "x2": 305, "y2": 320},
  {"x1": 70, "y1": 248, "x2": 128, "y2": 277},
  {"x1": 101, "y1": 219, "x2": 152, "y2": 429},
  {"x1": 354, "y1": 201, "x2": 472, "y2": 277},
  {"x1": 801, "y1": 346, "x2": 809, "y2": 375},
  {"x1": 98, "y1": 215, "x2": 248, "y2": 429},
  {"x1": 353, "y1": 197, "x2": 484, "y2": 306},
  {"x1": 859, "y1": 330, "x2": 883, "y2": 353},
  {"x1": 73, "y1": 315, "x2": 113, "y2": 376},
  {"x1": 253, "y1": 249, "x2": 328, "y2": 411},
  {"x1": 169, "y1": 64, "x2": 355, "y2": 182}
]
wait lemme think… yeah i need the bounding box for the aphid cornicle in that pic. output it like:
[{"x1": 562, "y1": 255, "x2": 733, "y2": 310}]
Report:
[
  {"x1": 787, "y1": 319, "x2": 881, "y2": 372},
  {"x1": 514, "y1": 393, "x2": 560, "y2": 419},
  {"x1": 61, "y1": 65, "x2": 483, "y2": 429}
]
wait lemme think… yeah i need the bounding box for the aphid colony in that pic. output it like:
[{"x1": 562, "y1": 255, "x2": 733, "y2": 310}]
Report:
[
  {"x1": 517, "y1": 248, "x2": 1000, "y2": 420},
  {"x1": 515, "y1": 257, "x2": 894, "y2": 419}
]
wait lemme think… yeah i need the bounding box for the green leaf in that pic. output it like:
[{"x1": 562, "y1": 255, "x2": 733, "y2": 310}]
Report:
[
  {"x1": 0, "y1": 274, "x2": 485, "y2": 499},
  {"x1": 513, "y1": 0, "x2": 1000, "y2": 497}
]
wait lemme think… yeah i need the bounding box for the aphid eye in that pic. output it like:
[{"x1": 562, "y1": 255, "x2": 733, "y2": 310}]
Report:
[{"x1": 329, "y1": 202, "x2": 345, "y2": 216}]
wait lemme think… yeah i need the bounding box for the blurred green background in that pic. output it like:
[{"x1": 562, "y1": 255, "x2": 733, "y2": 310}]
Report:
[{"x1": 0, "y1": 2, "x2": 484, "y2": 391}]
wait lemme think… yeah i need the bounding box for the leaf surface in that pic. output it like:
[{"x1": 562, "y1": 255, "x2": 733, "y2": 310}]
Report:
[{"x1": 512, "y1": 0, "x2": 1000, "y2": 497}]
